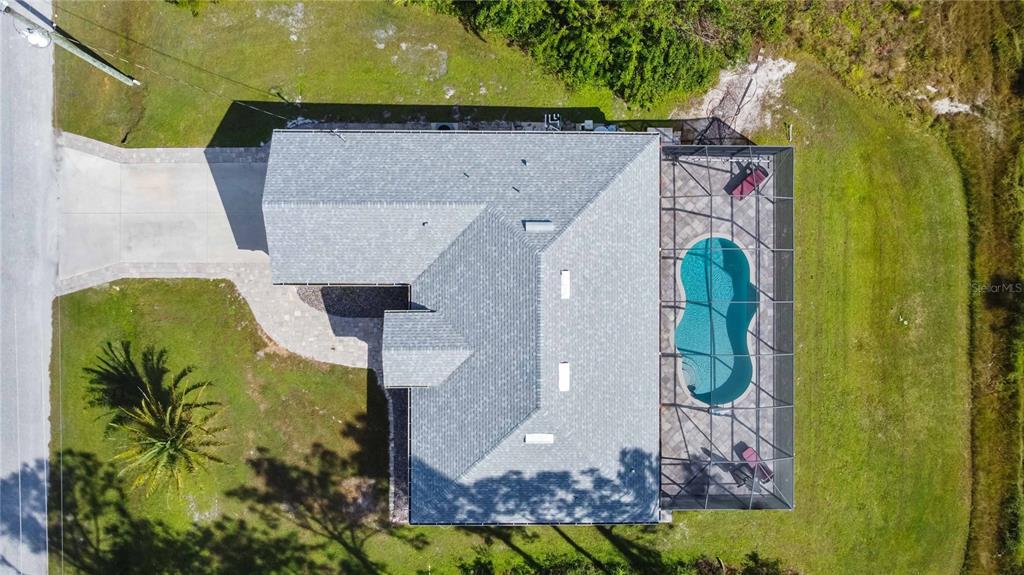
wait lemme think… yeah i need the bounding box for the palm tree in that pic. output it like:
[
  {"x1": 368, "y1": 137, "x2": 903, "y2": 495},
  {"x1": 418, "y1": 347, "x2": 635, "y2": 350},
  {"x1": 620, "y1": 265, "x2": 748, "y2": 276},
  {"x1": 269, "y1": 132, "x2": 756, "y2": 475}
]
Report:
[
  {"x1": 111, "y1": 381, "x2": 224, "y2": 493},
  {"x1": 86, "y1": 341, "x2": 225, "y2": 492}
]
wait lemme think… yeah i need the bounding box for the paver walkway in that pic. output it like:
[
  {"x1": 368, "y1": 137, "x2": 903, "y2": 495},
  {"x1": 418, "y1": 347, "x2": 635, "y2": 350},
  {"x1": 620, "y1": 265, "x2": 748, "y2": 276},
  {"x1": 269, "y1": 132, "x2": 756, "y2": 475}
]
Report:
[{"x1": 57, "y1": 133, "x2": 380, "y2": 373}]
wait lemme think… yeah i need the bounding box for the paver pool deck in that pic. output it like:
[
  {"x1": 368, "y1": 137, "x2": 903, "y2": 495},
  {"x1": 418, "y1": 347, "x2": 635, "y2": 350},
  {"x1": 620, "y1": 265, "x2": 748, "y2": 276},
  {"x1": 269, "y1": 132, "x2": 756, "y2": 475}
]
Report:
[{"x1": 659, "y1": 148, "x2": 793, "y2": 509}]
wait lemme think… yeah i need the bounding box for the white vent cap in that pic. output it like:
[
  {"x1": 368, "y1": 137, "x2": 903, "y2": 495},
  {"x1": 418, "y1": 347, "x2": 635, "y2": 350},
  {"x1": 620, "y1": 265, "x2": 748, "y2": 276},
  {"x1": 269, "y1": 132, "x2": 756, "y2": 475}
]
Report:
[
  {"x1": 523, "y1": 219, "x2": 554, "y2": 232},
  {"x1": 524, "y1": 433, "x2": 555, "y2": 444}
]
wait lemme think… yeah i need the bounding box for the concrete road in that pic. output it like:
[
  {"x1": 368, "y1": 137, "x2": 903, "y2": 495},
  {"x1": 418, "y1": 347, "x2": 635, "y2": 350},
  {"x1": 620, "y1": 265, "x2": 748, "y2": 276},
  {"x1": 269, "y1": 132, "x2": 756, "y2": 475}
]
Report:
[{"x1": 0, "y1": 1, "x2": 57, "y2": 573}]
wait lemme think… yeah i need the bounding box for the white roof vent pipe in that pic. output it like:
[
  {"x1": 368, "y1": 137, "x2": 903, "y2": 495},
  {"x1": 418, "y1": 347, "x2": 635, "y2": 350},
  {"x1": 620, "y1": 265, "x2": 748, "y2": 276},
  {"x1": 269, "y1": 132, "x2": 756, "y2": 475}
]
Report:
[
  {"x1": 523, "y1": 219, "x2": 554, "y2": 232},
  {"x1": 524, "y1": 433, "x2": 555, "y2": 444},
  {"x1": 558, "y1": 362, "x2": 571, "y2": 391}
]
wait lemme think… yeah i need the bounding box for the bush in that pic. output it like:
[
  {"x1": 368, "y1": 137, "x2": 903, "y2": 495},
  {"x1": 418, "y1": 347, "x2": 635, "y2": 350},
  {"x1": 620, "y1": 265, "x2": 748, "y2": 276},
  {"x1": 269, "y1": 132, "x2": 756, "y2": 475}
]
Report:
[
  {"x1": 457, "y1": 550, "x2": 797, "y2": 574},
  {"x1": 423, "y1": 0, "x2": 786, "y2": 107}
]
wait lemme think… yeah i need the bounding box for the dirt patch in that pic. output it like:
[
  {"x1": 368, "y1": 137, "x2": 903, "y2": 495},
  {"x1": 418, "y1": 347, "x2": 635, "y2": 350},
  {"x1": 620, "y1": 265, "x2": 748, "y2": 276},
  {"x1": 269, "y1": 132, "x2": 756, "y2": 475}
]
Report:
[
  {"x1": 253, "y1": 321, "x2": 293, "y2": 359},
  {"x1": 338, "y1": 477, "x2": 381, "y2": 524},
  {"x1": 245, "y1": 369, "x2": 270, "y2": 414},
  {"x1": 255, "y1": 2, "x2": 308, "y2": 42},
  {"x1": 186, "y1": 494, "x2": 221, "y2": 523},
  {"x1": 674, "y1": 57, "x2": 795, "y2": 135},
  {"x1": 372, "y1": 24, "x2": 396, "y2": 49}
]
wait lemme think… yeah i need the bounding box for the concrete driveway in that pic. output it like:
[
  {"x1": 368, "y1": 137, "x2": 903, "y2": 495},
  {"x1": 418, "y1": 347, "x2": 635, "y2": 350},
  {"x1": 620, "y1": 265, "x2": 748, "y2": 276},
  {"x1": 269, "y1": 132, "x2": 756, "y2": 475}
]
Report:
[
  {"x1": 57, "y1": 134, "x2": 381, "y2": 372},
  {"x1": 58, "y1": 137, "x2": 268, "y2": 278}
]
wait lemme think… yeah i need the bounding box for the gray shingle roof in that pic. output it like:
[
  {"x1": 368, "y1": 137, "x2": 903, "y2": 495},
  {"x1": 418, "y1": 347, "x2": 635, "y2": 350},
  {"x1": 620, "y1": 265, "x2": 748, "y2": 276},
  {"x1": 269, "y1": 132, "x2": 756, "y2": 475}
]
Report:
[
  {"x1": 382, "y1": 311, "x2": 474, "y2": 389},
  {"x1": 264, "y1": 202, "x2": 485, "y2": 284},
  {"x1": 263, "y1": 130, "x2": 661, "y2": 524}
]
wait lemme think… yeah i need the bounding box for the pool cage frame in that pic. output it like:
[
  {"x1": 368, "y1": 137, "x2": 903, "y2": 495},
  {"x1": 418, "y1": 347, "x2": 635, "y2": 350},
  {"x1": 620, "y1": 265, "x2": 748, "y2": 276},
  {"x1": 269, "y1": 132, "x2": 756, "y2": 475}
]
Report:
[{"x1": 659, "y1": 144, "x2": 794, "y2": 511}]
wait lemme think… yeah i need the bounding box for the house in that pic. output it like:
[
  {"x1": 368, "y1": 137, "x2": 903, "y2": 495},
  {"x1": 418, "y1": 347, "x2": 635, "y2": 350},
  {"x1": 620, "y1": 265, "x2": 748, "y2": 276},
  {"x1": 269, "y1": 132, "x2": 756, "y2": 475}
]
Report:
[
  {"x1": 261, "y1": 127, "x2": 794, "y2": 523},
  {"x1": 262, "y1": 130, "x2": 662, "y2": 524}
]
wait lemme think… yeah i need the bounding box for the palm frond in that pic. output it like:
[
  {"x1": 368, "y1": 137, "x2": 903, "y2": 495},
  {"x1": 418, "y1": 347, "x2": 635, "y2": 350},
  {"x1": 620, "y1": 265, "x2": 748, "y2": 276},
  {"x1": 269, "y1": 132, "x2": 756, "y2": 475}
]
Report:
[{"x1": 93, "y1": 343, "x2": 225, "y2": 494}]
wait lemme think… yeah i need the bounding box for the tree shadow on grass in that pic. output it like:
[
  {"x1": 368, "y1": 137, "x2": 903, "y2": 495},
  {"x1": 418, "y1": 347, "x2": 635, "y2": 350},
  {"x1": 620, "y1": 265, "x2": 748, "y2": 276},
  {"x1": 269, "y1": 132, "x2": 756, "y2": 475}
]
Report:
[
  {"x1": 594, "y1": 525, "x2": 667, "y2": 574},
  {"x1": 550, "y1": 526, "x2": 611, "y2": 574},
  {"x1": 227, "y1": 440, "x2": 428, "y2": 575},
  {"x1": 456, "y1": 526, "x2": 542, "y2": 572},
  {"x1": 50, "y1": 450, "x2": 326, "y2": 574}
]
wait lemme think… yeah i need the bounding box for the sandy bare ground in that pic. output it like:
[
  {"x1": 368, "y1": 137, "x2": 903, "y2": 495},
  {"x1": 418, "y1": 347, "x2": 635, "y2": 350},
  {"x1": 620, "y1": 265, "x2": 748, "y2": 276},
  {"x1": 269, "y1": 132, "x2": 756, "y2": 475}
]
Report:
[{"x1": 674, "y1": 57, "x2": 796, "y2": 135}]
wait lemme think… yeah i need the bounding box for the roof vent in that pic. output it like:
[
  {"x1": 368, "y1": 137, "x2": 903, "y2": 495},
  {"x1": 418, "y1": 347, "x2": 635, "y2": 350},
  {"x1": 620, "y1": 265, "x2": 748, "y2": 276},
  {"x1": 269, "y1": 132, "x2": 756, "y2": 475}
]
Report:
[
  {"x1": 558, "y1": 362, "x2": 571, "y2": 391},
  {"x1": 522, "y1": 219, "x2": 554, "y2": 233},
  {"x1": 524, "y1": 433, "x2": 555, "y2": 444}
]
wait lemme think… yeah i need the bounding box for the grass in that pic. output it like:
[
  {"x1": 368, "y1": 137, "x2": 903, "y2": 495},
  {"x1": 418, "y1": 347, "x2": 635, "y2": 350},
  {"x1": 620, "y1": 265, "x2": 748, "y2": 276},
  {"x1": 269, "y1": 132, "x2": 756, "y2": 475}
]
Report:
[
  {"x1": 784, "y1": 4, "x2": 1024, "y2": 569},
  {"x1": 51, "y1": 279, "x2": 382, "y2": 532},
  {"x1": 52, "y1": 0, "x2": 699, "y2": 147},
  {"x1": 51, "y1": 58, "x2": 972, "y2": 573}
]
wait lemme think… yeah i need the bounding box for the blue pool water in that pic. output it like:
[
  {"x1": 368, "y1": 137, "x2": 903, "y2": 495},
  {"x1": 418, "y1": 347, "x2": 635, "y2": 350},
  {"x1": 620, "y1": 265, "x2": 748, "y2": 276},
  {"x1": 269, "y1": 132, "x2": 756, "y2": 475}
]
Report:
[{"x1": 675, "y1": 237, "x2": 757, "y2": 405}]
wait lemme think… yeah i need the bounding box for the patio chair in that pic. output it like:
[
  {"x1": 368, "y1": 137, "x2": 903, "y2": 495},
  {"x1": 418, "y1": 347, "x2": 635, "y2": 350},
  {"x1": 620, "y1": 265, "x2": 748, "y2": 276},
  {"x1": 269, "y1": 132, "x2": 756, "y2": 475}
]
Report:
[
  {"x1": 724, "y1": 164, "x2": 768, "y2": 199},
  {"x1": 741, "y1": 446, "x2": 774, "y2": 484}
]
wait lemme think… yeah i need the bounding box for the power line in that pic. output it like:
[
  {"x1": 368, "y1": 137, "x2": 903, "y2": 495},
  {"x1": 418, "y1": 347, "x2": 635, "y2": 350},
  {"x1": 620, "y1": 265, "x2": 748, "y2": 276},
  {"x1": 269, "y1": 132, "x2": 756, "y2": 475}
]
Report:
[
  {"x1": 70, "y1": 37, "x2": 292, "y2": 124},
  {"x1": 46, "y1": 7, "x2": 294, "y2": 124}
]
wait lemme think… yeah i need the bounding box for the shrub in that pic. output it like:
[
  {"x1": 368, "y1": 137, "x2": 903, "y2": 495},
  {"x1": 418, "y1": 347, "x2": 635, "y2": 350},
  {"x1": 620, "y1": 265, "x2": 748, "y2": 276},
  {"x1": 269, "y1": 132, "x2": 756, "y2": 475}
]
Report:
[{"x1": 422, "y1": 0, "x2": 786, "y2": 107}]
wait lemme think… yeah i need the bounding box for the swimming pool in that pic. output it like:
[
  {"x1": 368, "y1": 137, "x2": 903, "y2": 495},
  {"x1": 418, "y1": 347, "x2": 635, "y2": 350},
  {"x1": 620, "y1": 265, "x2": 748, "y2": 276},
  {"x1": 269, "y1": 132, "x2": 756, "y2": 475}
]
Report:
[{"x1": 675, "y1": 237, "x2": 757, "y2": 405}]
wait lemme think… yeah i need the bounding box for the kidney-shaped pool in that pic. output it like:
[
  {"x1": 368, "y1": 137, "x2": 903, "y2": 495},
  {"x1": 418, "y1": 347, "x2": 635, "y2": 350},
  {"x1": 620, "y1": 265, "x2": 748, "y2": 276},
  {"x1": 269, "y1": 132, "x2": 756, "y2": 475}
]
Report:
[{"x1": 675, "y1": 237, "x2": 757, "y2": 405}]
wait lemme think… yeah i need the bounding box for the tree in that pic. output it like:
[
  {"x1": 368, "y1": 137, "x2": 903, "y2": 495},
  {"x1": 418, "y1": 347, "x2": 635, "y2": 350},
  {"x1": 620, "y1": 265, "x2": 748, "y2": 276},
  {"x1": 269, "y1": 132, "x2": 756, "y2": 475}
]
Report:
[
  {"x1": 423, "y1": 0, "x2": 787, "y2": 107},
  {"x1": 85, "y1": 341, "x2": 225, "y2": 492}
]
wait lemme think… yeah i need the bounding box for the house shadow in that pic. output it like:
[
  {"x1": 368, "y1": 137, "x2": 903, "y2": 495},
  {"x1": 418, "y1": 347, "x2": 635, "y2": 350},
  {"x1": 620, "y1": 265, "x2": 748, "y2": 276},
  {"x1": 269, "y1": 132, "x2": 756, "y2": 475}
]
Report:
[
  {"x1": 206, "y1": 101, "x2": 612, "y2": 148},
  {"x1": 292, "y1": 285, "x2": 411, "y2": 378}
]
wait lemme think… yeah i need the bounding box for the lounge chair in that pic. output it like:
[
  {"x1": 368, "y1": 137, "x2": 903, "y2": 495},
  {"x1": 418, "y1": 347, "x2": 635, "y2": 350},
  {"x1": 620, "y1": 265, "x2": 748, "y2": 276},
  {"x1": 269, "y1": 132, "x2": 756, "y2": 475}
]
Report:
[
  {"x1": 741, "y1": 446, "x2": 774, "y2": 484},
  {"x1": 725, "y1": 164, "x2": 768, "y2": 199}
]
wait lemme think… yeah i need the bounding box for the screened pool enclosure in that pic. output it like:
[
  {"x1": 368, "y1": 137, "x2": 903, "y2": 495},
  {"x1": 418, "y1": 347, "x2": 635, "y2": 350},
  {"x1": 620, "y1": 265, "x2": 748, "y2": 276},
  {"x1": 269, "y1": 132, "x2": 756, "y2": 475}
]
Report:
[{"x1": 659, "y1": 145, "x2": 795, "y2": 510}]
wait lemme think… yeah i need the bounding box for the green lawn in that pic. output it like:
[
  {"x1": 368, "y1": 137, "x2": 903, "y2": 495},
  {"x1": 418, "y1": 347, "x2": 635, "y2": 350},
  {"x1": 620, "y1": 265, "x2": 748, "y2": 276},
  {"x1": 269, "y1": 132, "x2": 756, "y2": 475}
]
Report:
[
  {"x1": 53, "y1": 0, "x2": 699, "y2": 147},
  {"x1": 51, "y1": 279, "x2": 382, "y2": 531},
  {"x1": 51, "y1": 57, "x2": 972, "y2": 573}
]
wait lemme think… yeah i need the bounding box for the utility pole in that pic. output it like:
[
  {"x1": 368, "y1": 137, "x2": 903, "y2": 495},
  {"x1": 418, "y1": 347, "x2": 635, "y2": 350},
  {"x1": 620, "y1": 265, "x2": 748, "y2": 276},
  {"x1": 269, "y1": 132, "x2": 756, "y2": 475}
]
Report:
[{"x1": 2, "y1": 0, "x2": 139, "y2": 87}]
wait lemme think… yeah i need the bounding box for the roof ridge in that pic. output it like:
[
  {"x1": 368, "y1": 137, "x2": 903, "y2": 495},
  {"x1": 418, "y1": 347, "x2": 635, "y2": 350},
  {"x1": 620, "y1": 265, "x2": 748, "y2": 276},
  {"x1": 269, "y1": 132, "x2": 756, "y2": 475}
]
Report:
[
  {"x1": 455, "y1": 402, "x2": 540, "y2": 481},
  {"x1": 384, "y1": 309, "x2": 473, "y2": 351},
  {"x1": 540, "y1": 136, "x2": 660, "y2": 250}
]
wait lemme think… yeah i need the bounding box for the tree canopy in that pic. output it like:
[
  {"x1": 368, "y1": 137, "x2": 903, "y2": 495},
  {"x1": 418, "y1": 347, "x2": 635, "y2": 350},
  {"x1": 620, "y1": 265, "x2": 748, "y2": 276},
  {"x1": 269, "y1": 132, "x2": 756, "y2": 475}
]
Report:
[{"x1": 426, "y1": 0, "x2": 786, "y2": 106}]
